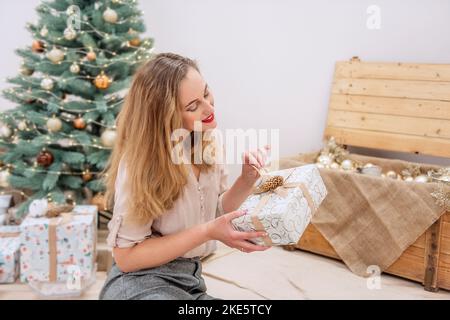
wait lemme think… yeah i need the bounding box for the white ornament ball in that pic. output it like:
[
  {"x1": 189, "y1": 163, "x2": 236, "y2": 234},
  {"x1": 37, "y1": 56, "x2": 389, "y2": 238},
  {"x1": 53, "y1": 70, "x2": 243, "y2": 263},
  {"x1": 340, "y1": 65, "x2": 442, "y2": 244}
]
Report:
[
  {"x1": 66, "y1": 5, "x2": 79, "y2": 16},
  {"x1": 101, "y1": 129, "x2": 117, "y2": 147},
  {"x1": 414, "y1": 174, "x2": 429, "y2": 183},
  {"x1": 64, "y1": 26, "x2": 77, "y2": 40},
  {"x1": 0, "y1": 125, "x2": 12, "y2": 138},
  {"x1": 18, "y1": 121, "x2": 27, "y2": 131},
  {"x1": 0, "y1": 170, "x2": 10, "y2": 188},
  {"x1": 386, "y1": 170, "x2": 397, "y2": 179},
  {"x1": 28, "y1": 199, "x2": 48, "y2": 218},
  {"x1": 70, "y1": 62, "x2": 80, "y2": 74},
  {"x1": 404, "y1": 176, "x2": 414, "y2": 182},
  {"x1": 46, "y1": 47, "x2": 65, "y2": 63},
  {"x1": 46, "y1": 117, "x2": 62, "y2": 132},
  {"x1": 341, "y1": 159, "x2": 354, "y2": 171},
  {"x1": 317, "y1": 154, "x2": 332, "y2": 167},
  {"x1": 103, "y1": 8, "x2": 118, "y2": 23},
  {"x1": 40, "y1": 77, "x2": 54, "y2": 90},
  {"x1": 40, "y1": 25, "x2": 49, "y2": 37}
]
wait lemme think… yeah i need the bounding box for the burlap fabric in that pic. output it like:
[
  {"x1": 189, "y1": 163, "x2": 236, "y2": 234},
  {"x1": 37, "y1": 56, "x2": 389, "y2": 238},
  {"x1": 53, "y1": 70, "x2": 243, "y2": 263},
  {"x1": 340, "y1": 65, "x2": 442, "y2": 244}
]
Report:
[{"x1": 278, "y1": 152, "x2": 449, "y2": 277}]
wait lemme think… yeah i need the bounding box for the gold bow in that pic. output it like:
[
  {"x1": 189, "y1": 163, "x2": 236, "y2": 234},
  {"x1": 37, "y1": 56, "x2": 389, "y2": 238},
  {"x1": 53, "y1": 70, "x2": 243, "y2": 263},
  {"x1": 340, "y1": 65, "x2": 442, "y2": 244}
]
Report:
[{"x1": 247, "y1": 168, "x2": 317, "y2": 246}]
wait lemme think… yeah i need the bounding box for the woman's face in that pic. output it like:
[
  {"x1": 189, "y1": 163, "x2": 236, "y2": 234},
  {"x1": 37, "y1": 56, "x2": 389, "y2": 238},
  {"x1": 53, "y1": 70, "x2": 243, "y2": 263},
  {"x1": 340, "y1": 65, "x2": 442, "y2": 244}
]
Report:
[{"x1": 179, "y1": 67, "x2": 216, "y2": 132}]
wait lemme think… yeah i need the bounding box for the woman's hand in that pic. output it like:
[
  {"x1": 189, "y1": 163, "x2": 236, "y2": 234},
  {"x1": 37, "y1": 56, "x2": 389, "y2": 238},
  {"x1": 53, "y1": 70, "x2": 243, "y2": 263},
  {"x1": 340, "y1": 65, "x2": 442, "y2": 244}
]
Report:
[
  {"x1": 240, "y1": 145, "x2": 271, "y2": 187},
  {"x1": 205, "y1": 209, "x2": 271, "y2": 253}
]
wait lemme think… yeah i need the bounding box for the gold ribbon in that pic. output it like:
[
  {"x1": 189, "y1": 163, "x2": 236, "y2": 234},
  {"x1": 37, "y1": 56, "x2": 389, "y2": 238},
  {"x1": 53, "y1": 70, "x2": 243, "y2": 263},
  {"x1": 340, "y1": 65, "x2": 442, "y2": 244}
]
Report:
[
  {"x1": 48, "y1": 212, "x2": 73, "y2": 282},
  {"x1": 0, "y1": 232, "x2": 20, "y2": 238},
  {"x1": 248, "y1": 169, "x2": 317, "y2": 246}
]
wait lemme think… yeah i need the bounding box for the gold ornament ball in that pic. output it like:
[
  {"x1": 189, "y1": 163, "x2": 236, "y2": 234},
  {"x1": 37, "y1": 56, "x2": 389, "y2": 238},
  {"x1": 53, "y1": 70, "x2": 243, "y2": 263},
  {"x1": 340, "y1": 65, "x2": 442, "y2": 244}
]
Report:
[
  {"x1": 17, "y1": 121, "x2": 27, "y2": 131},
  {"x1": 73, "y1": 117, "x2": 86, "y2": 130},
  {"x1": 129, "y1": 38, "x2": 141, "y2": 46},
  {"x1": 46, "y1": 47, "x2": 65, "y2": 64},
  {"x1": 103, "y1": 7, "x2": 118, "y2": 23},
  {"x1": 0, "y1": 170, "x2": 11, "y2": 188},
  {"x1": 46, "y1": 116, "x2": 62, "y2": 132},
  {"x1": 82, "y1": 170, "x2": 93, "y2": 182},
  {"x1": 63, "y1": 26, "x2": 77, "y2": 40},
  {"x1": 94, "y1": 72, "x2": 111, "y2": 89},
  {"x1": 101, "y1": 129, "x2": 117, "y2": 147},
  {"x1": 86, "y1": 50, "x2": 97, "y2": 61},
  {"x1": 20, "y1": 65, "x2": 34, "y2": 76},
  {"x1": 386, "y1": 170, "x2": 397, "y2": 179}
]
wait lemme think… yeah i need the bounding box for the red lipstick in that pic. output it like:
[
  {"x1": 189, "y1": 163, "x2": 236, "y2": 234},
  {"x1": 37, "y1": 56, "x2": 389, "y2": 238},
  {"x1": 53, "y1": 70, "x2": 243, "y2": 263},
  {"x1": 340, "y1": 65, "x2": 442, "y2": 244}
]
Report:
[{"x1": 202, "y1": 113, "x2": 215, "y2": 123}]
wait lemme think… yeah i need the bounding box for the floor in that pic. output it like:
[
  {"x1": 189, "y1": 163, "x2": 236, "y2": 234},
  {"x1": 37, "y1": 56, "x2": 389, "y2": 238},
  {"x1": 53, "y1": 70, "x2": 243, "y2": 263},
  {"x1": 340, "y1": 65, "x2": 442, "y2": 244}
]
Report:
[{"x1": 1, "y1": 242, "x2": 449, "y2": 300}]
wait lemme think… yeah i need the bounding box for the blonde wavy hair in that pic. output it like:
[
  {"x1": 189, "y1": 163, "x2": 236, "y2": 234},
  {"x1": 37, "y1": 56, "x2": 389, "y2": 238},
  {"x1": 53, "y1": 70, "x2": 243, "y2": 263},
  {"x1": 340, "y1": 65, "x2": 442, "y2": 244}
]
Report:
[{"x1": 102, "y1": 53, "x2": 215, "y2": 225}]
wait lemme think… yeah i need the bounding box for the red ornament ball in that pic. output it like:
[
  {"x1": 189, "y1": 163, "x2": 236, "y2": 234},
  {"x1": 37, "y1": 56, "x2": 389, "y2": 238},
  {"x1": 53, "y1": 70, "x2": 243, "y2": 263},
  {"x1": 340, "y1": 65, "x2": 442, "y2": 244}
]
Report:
[{"x1": 37, "y1": 150, "x2": 54, "y2": 167}]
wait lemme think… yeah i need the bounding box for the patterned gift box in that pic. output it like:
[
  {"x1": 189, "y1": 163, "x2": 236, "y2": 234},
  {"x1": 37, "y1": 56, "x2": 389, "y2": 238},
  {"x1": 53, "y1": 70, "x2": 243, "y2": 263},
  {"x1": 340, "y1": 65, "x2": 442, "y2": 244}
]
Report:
[
  {"x1": 232, "y1": 164, "x2": 327, "y2": 246},
  {"x1": 0, "y1": 225, "x2": 21, "y2": 283},
  {"x1": 19, "y1": 205, "x2": 97, "y2": 285}
]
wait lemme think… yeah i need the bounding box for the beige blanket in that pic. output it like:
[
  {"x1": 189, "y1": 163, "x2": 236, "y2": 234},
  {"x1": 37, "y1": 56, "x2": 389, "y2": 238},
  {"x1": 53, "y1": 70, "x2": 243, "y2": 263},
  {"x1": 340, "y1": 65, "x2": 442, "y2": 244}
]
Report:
[{"x1": 278, "y1": 152, "x2": 449, "y2": 277}]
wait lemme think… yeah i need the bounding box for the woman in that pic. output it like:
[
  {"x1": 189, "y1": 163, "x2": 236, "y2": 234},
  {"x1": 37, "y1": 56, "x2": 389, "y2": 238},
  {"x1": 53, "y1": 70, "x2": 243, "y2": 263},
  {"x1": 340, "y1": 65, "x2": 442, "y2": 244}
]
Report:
[{"x1": 99, "y1": 52, "x2": 271, "y2": 300}]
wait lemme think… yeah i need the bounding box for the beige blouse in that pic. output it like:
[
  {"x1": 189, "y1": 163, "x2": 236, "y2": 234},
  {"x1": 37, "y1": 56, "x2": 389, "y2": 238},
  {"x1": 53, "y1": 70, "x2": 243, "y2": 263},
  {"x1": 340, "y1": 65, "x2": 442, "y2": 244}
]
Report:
[{"x1": 106, "y1": 153, "x2": 229, "y2": 259}]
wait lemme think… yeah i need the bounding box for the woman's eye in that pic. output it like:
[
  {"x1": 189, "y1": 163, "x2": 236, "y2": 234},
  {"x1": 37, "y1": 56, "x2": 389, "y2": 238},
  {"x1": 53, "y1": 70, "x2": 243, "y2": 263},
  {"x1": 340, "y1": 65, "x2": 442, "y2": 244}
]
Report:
[
  {"x1": 188, "y1": 104, "x2": 198, "y2": 112},
  {"x1": 204, "y1": 91, "x2": 209, "y2": 97}
]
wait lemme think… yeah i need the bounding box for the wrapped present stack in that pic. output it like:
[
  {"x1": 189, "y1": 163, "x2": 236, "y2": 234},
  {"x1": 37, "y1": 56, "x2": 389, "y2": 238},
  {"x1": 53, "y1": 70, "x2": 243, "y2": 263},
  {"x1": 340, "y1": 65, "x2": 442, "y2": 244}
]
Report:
[
  {"x1": 19, "y1": 201, "x2": 98, "y2": 297},
  {"x1": 0, "y1": 225, "x2": 21, "y2": 283},
  {"x1": 232, "y1": 164, "x2": 327, "y2": 246}
]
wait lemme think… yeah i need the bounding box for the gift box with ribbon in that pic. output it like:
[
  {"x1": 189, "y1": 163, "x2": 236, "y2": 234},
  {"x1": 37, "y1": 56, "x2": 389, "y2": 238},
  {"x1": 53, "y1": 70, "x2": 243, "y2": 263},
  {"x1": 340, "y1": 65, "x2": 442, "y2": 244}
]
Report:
[
  {"x1": 19, "y1": 204, "x2": 97, "y2": 294},
  {"x1": 232, "y1": 164, "x2": 327, "y2": 246},
  {"x1": 0, "y1": 225, "x2": 21, "y2": 283}
]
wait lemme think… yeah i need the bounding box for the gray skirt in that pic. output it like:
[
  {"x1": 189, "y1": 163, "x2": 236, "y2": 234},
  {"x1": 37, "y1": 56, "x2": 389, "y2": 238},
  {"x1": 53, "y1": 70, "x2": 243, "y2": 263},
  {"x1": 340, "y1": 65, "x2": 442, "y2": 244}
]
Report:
[{"x1": 99, "y1": 256, "x2": 222, "y2": 300}]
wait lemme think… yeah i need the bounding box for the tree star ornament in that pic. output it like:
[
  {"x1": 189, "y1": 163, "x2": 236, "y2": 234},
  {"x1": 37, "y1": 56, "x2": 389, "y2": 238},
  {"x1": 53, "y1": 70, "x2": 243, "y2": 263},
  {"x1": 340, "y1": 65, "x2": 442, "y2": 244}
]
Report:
[
  {"x1": 46, "y1": 47, "x2": 65, "y2": 63},
  {"x1": 103, "y1": 7, "x2": 118, "y2": 23}
]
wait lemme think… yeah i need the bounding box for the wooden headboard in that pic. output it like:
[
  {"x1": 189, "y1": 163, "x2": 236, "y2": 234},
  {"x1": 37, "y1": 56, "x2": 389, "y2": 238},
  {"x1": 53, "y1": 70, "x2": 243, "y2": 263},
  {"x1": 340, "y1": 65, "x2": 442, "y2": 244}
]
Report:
[{"x1": 324, "y1": 57, "x2": 450, "y2": 158}]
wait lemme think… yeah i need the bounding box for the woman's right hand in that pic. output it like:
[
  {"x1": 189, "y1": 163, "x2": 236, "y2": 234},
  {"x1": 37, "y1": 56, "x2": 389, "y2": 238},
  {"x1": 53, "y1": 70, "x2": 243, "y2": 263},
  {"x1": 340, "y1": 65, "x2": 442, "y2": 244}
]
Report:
[{"x1": 205, "y1": 210, "x2": 271, "y2": 253}]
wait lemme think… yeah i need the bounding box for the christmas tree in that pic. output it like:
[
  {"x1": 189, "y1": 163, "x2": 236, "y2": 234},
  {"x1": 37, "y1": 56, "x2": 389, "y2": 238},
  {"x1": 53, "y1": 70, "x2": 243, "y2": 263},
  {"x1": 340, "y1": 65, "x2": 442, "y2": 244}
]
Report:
[{"x1": 0, "y1": 0, "x2": 154, "y2": 218}]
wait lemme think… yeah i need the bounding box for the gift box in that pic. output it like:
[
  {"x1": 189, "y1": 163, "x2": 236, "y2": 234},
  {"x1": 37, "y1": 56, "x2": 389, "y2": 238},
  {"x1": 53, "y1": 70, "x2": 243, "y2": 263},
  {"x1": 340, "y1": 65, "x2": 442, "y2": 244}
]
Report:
[
  {"x1": 232, "y1": 164, "x2": 327, "y2": 246},
  {"x1": 0, "y1": 225, "x2": 21, "y2": 283},
  {"x1": 19, "y1": 205, "x2": 97, "y2": 296}
]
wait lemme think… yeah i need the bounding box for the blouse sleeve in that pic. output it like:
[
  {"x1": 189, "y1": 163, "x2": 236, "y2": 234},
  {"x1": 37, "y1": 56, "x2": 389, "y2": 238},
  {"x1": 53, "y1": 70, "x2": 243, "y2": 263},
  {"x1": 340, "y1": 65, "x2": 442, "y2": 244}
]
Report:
[
  {"x1": 106, "y1": 157, "x2": 153, "y2": 248},
  {"x1": 215, "y1": 157, "x2": 230, "y2": 218}
]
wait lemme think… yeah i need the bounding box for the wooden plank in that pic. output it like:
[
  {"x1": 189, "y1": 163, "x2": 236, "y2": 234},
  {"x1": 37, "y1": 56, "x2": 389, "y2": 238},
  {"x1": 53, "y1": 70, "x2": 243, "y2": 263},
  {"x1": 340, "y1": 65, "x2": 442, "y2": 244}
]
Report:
[
  {"x1": 332, "y1": 78, "x2": 450, "y2": 101},
  {"x1": 327, "y1": 110, "x2": 450, "y2": 139},
  {"x1": 329, "y1": 94, "x2": 450, "y2": 121},
  {"x1": 335, "y1": 61, "x2": 450, "y2": 82},
  {"x1": 386, "y1": 246, "x2": 425, "y2": 283},
  {"x1": 438, "y1": 252, "x2": 450, "y2": 290},
  {"x1": 423, "y1": 219, "x2": 443, "y2": 291},
  {"x1": 324, "y1": 127, "x2": 450, "y2": 157}
]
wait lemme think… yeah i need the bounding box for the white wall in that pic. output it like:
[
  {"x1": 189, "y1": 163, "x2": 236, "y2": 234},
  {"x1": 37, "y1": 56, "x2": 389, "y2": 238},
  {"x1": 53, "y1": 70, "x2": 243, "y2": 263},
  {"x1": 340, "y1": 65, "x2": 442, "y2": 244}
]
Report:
[{"x1": 1, "y1": 0, "x2": 450, "y2": 180}]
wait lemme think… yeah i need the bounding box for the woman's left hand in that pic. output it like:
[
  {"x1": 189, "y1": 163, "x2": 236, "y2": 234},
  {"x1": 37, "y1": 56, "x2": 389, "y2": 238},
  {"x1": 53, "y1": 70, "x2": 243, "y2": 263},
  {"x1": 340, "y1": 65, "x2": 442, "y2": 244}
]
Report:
[{"x1": 240, "y1": 145, "x2": 271, "y2": 187}]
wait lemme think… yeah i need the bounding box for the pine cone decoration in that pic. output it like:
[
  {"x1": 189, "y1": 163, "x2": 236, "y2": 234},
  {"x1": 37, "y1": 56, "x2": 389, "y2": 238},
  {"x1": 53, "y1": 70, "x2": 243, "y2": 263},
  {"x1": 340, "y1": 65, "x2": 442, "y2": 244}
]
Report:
[{"x1": 258, "y1": 175, "x2": 284, "y2": 193}]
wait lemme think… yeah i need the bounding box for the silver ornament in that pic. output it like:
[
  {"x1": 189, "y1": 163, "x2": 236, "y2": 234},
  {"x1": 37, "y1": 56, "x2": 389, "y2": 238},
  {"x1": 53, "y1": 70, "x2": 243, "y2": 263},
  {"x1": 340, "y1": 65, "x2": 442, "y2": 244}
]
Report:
[
  {"x1": 46, "y1": 47, "x2": 65, "y2": 63},
  {"x1": 40, "y1": 77, "x2": 54, "y2": 90},
  {"x1": 64, "y1": 26, "x2": 77, "y2": 40},
  {"x1": 70, "y1": 62, "x2": 80, "y2": 74},
  {"x1": 46, "y1": 117, "x2": 62, "y2": 132},
  {"x1": 103, "y1": 7, "x2": 118, "y2": 23},
  {"x1": 101, "y1": 129, "x2": 117, "y2": 147},
  {"x1": 414, "y1": 174, "x2": 429, "y2": 183}
]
